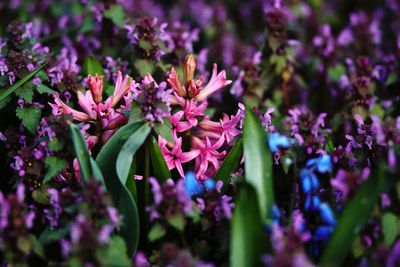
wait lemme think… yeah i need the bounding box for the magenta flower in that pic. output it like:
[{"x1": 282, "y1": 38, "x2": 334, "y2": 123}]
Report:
[
  {"x1": 49, "y1": 71, "x2": 136, "y2": 147},
  {"x1": 158, "y1": 136, "x2": 200, "y2": 177},
  {"x1": 167, "y1": 54, "x2": 231, "y2": 102},
  {"x1": 49, "y1": 93, "x2": 91, "y2": 122},
  {"x1": 195, "y1": 63, "x2": 232, "y2": 101},
  {"x1": 192, "y1": 136, "x2": 226, "y2": 179},
  {"x1": 198, "y1": 113, "x2": 241, "y2": 143}
]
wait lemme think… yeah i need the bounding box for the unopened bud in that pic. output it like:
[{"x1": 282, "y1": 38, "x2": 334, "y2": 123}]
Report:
[
  {"x1": 183, "y1": 54, "x2": 196, "y2": 85},
  {"x1": 88, "y1": 74, "x2": 103, "y2": 104}
]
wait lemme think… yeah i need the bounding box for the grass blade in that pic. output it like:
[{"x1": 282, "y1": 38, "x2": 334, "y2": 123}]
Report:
[{"x1": 0, "y1": 62, "x2": 47, "y2": 103}]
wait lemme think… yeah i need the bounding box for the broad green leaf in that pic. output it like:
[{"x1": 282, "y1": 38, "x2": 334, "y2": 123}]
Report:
[
  {"x1": 117, "y1": 123, "x2": 151, "y2": 185},
  {"x1": 82, "y1": 55, "x2": 104, "y2": 76},
  {"x1": 215, "y1": 138, "x2": 243, "y2": 192},
  {"x1": 70, "y1": 123, "x2": 92, "y2": 181},
  {"x1": 230, "y1": 183, "x2": 265, "y2": 267},
  {"x1": 16, "y1": 106, "x2": 41, "y2": 134},
  {"x1": 96, "y1": 122, "x2": 143, "y2": 256},
  {"x1": 320, "y1": 168, "x2": 392, "y2": 266},
  {"x1": 90, "y1": 157, "x2": 107, "y2": 191},
  {"x1": 149, "y1": 135, "x2": 170, "y2": 183},
  {"x1": 104, "y1": 5, "x2": 126, "y2": 27},
  {"x1": 243, "y1": 109, "x2": 274, "y2": 220},
  {"x1": 0, "y1": 62, "x2": 47, "y2": 103},
  {"x1": 44, "y1": 156, "x2": 67, "y2": 182},
  {"x1": 382, "y1": 212, "x2": 399, "y2": 246}
]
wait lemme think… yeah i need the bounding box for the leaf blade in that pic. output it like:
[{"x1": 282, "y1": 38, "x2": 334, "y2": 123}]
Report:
[
  {"x1": 0, "y1": 62, "x2": 47, "y2": 103},
  {"x1": 243, "y1": 109, "x2": 274, "y2": 220},
  {"x1": 149, "y1": 135, "x2": 171, "y2": 183},
  {"x1": 215, "y1": 138, "x2": 243, "y2": 192},
  {"x1": 230, "y1": 183, "x2": 265, "y2": 267},
  {"x1": 116, "y1": 123, "x2": 151, "y2": 185}
]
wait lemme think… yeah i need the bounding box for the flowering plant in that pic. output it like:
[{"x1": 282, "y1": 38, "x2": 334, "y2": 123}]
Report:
[{"x1": 1, "y1": 1, "x2": 400, "y2": 266}]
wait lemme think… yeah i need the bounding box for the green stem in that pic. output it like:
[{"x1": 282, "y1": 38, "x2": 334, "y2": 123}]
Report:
[{"x1": 144, "y1": 138, "x2": 150, "y2": 207}]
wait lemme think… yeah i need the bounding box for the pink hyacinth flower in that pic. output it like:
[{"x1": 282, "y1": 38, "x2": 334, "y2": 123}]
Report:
[
  {"x1": 192, "y1": 136, "x2": 226, "y2": 179},
  {"x1": 49, "y1": 93, "x2": 91, "y2": 122},
  {"x1": 158, "y1": 136, "x2": 200, "y2": 177},
  {"x1": 195, "y1": 63, "x2": 232, "y2": 102},
  {"x1": 111, "y1": 71, "x2": 136, "y2": 107}
]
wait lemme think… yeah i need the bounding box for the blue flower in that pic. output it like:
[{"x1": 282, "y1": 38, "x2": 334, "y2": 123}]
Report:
[
  {"x1": 270, "y1": 205, "x2": 282, "y2": 225},
  {"x1": 306, "y1": 154, "x2": 332, "y2": 173},
  {"x1": 300, "y1": 168, "x2": 320, "y2": 193},
  {"x1": 314, "y1": 225, "x2": 334, "y2": 241},
  {"x1": 184, "y1": 172, "x2": 204, "y2": 196},
  {"x1": 319, "y1": 203, "x2": 336, "y2": 226},
  {"x1": 204, "y1": 178, "x2": 216, "y2": 191},
  {"x1": 267, "y1": 133, "x2": 291, "y2": 153},
  {"x1": 304, "y1": 195, "x2": 321, "y2": 212}
]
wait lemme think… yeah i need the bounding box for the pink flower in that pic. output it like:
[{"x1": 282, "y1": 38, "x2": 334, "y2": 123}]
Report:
[
  {"x1": 111, "y1": 71, "x2": 136, "y2": 107},
  {"x1": 195, "y1": 64, "x2": 232, "y2": 102},
  {"x1": 192, "y1": 136, "x2": 226, "y2": 179},
  {"x1": 183, "y1": 100, "x2": 207, "y2": 127},
  {"x1": 169, "y1": 110, "x2": 192, "y2": 133},
  {"x1": 167, "y1": 55, "x2": 231, "y2": 102},
  {"x1": 158, "y1": 136, "x2": 200, "y2": 177},
  {"x1": 167, "y1": 68, "x2": 186, "y2": 97},
  {"x1": 49, "y1": 93, "x2": 91, "y2": 122},
  {"x1": 77, "y1": 91, "x2": 97, "y2": 120},
  {"x1": 88, "y1": 74, "x2": 103, "y2": 104},
  {"x1": 198, "y1": 113, "x2": 241, "y2": 143}
]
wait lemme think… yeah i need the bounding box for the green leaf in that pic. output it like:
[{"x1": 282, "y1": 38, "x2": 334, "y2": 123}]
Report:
[
  {"x1": 230, "y1": 183, "x2": 265, "y2": 267},
  {"x1": 320, "y1": 168, "x2": 392, "y2": 266},
  {"x1": 96, "y1": 122, "x2": 143, "y2": 256},
  {"x1": 36, "y1": 84, "x2": 56, "y2": 94},
  {"x1": 117, "y1": 123, "x2": 151, "y2": 185},
  {"x1": 382, "y1": 212, "x2": 399, "y2": 246},
  {"x1": 44, "y1": 156, "x2": 67, "y2": 182},
  {"x1": 149, "y1": 135, "x2": 171, "y2": 183},
  {"x1": 134, "y1": 59, "x2": 154, "y2": 76},
  {"x1": 70, "y1": 123, "x2": 92, "y2": 181},
  {"x1": 16, "y1": 106, "x2": 41, "y2": 134},
  {"x1": 82, "y1": 55, "x2": 104, "y2": 76},
  {"x1": 328, "y1": 64, "x2": 346, "y2": 81},
  {"x1": 104, "y1": 5, "x2": 126, "y2": 27},
  {"x1": 148, "y1": 223, "x2": 166, "y2": 242},
  {"x1": 129, "y1": 102, "x2": 144, "y2": 123},
  {"x1": 31, "y1": 183, "x2": 51, "y2": 204},
  {"x1": 98, "y1": 236, "x2": 131, "y2": 267},
  {"x1": 38, "y1": 227, "x2": 69, "y2": 245},
  {"x1": 168, "y1": 214, "x2": 185, "y2": 231},
  {"x1": 0, "y1": 62, "x2": 47, "y2": 103},
  {"x1": 243, "y1": 109, "x2": 274, "y2": 220},
  {"x1": 15, "y1": 83, "x2": 34, "y2": 103},
  {"x1": 152, "y1": 119, "x2": 174, "y2": 143},
  {"x1": 70, "y1": 123, "x2": 106, "y2": 190},
  {"x1": 215, "y1": 138, "x2": 243, "y2": 192}
]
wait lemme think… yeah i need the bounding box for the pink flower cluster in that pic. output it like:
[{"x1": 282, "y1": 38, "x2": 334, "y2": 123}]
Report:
[
  {"x1": 159, "y1": 55, "x2": 242, "y2": 179},
  {"x1": 49, "y1": 71, "x2": 137, "y2": 148}
]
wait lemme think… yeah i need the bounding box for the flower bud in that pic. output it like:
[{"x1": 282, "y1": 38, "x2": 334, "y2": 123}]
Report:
[
  {"x1": 183, "y1": 54, "x2": 196, "y2": 85},
  {"x1": 88, "y1": 74, "x2": 103, "y2": 104}
]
